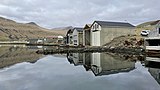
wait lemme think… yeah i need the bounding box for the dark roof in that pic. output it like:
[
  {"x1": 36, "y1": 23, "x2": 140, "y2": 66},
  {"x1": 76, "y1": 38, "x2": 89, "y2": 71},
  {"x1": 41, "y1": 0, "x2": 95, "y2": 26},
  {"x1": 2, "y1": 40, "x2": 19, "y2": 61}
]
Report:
[
  {"x1": 84, "y1": 24, "x2": 91, "y2": 30},
  {"x1": 92, "y1": 67, "x2": 135, "y2": 76},
  {"x1": 66, "y1": 29, "x2": 74, "y2": 34},
  {"x1": 73, "y1": 27, "x2": 83, "y2": 32},
  {"x1": 95, "y1": 21, "x2": 135, "y2": 27}
]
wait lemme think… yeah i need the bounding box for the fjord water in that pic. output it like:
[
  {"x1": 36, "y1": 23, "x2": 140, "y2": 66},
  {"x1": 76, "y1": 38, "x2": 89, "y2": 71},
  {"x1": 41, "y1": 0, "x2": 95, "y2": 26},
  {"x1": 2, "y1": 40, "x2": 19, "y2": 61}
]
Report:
[{"x1": 0, "y1": 46, "x2": 160, "y2": 90}]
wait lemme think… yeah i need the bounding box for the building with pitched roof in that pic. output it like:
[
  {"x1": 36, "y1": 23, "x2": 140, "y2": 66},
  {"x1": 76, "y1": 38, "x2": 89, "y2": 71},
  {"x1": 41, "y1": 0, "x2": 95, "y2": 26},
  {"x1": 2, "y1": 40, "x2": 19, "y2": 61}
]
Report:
[
  {"x1": 83, "y1": 24, "x2": 91, "y2": 46},
  {"x1": 72, "y1": 27, "x2": 83, "y2": 46},
  {"x1": 90, "y1": 21, "x2": 135, "y2": 46},
  {"x1": 66, "y1": 28, "x2": 74, "y2": 45}
]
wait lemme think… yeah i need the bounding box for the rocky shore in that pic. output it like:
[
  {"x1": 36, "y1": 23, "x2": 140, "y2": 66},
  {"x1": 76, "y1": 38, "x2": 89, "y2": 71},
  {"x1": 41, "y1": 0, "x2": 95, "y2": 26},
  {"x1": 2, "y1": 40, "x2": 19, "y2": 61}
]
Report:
[
  {"x1": 36, "y1": 35, "x2": 145, "y2": 55},
  {"x1": 36, "y1": 46, "x2": 145, "y2": 55}
]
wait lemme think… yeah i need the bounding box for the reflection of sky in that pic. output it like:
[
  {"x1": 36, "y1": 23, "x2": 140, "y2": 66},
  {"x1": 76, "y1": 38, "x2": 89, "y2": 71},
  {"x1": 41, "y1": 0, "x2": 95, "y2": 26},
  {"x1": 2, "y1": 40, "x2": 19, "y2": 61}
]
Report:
[{"x1": 0, "y1": 56, "x2": 160, "y2": 90}]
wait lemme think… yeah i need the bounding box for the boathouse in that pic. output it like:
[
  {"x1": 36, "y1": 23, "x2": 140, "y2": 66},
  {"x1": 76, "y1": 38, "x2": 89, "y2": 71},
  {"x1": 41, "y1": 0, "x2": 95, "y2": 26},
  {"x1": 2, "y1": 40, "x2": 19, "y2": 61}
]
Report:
[
  {"x1": 83, "y1": 24, "x2": 91, "y2": 46},
  {"x1": 90, "y1": 21, "x2": 135, "y2": 46},
  {"x1": 72, "y1": 27, "x2": 83, "y2": 46},
  {"x1": 66, "y1": 29, "x2": 74, "y2": 45},
  {"x1": 67, "y1": 53, "x2": 135, "y2": 76}
]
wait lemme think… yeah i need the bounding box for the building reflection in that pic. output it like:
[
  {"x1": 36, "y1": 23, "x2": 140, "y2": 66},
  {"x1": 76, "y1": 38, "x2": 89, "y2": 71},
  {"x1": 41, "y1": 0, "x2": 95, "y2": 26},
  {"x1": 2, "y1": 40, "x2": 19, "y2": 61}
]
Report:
[
  {"x1": 67, "y1": 53, "x2": 136, "y2": 76},
  {"x1": 145, "y1": 57, "x2": 160, "y2": 84}
]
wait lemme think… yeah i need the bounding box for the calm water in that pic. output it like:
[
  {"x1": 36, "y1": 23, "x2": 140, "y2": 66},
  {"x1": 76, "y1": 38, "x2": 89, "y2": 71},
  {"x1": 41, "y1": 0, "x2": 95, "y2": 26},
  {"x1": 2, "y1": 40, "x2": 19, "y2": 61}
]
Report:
[{"x1": 0, "y1": 46, "x2": 160, "y2": 90}]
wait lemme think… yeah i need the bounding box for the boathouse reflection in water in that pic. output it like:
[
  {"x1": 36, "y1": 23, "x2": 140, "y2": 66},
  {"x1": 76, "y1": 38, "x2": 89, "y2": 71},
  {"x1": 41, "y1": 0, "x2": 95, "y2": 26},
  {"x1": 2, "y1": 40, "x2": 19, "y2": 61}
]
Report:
[
  {"x1": 67, "y1": 52, "x2": 160, "y2": 85},
  {"x1": 145, "y1": 57, "x2": 160, "y2": 84},
  {"x1": 67, "y1": 53, "x2": 136, "y2": 76}
]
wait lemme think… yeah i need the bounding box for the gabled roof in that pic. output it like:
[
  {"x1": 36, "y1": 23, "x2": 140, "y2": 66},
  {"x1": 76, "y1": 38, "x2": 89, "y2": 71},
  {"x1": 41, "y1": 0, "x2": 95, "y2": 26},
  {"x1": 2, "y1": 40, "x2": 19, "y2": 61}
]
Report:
[
  {"x1": 92, "y1": 67, "x2": 135, "y2": 76},
  {"x1": 84, "y1": 24, "x2": 91, "y2": 30},
  {"x1": 73, "y1": 27, "x2": 83, "y2": 32},
  {"x1": 95, "y1": 21, "x2": 135, "y2": 27},
  {"x1": 66, "y1": 29, "x2": 74, "y2": 34}
]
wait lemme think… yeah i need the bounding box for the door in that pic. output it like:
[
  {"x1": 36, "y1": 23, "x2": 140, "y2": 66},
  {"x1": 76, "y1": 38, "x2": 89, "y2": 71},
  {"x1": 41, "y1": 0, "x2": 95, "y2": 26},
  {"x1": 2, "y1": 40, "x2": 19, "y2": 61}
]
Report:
[{"x1": 91, "y1": 31, "x2": 100, "y2": 46}]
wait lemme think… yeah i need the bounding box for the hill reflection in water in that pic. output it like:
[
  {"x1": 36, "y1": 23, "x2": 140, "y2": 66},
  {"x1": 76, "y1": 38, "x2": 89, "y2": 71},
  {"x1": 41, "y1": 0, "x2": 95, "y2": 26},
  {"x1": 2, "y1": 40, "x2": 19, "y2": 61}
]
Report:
[{"x1": 0, "y1": 46, "x2": 43, "y2": 69}]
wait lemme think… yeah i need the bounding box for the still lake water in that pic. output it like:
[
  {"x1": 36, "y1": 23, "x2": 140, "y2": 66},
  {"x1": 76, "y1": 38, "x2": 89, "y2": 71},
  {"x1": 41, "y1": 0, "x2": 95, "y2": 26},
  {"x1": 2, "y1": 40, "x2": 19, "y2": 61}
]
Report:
[{"x1": 0, "y1": 46, "x2": 160, "y2": 90}]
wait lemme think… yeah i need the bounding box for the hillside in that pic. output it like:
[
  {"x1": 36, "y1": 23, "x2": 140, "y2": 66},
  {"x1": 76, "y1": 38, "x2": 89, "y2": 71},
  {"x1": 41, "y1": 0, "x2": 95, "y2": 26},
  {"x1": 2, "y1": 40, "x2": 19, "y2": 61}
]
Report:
[
  {"x1": 136, "y1": 20, "x2": 160, "y2": 28},
  {"x1": 135, "y1": 20, "x2": 160, "y2": 36},
  {"x1": 0, "y1": 17, "x2": 63, "y2": 41},
  {"x1": 51, "y1": 26, "x2": 72, "y2": 36}
]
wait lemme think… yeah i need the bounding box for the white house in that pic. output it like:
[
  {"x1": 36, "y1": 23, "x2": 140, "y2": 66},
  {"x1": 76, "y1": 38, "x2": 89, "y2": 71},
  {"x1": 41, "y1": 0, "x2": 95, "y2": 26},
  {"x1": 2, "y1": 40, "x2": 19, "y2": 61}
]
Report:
[
  {"x1": 66, "y1": 29, "x2": 74, "y2": 45},
  {"x1": 72, "y1": 27, "x2": 83, "y2": 46}
]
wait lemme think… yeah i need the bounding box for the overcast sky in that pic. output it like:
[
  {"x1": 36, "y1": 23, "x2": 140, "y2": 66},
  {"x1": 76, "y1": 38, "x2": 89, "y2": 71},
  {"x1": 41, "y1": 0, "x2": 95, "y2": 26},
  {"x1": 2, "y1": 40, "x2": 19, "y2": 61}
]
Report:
[{"x1": 0, "y1": 0, "x2": 160, "y2": 29}]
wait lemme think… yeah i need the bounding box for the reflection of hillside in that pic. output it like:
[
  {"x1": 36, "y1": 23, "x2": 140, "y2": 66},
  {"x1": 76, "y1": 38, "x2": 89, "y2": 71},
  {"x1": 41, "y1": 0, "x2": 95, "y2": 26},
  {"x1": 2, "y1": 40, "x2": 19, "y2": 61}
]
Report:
[
  {"x1": 67, "y1": 53, "x2": 135, "y2": 76},
  {"x1": 0, "y1": 46, "x2": 42, "y2": 69}
]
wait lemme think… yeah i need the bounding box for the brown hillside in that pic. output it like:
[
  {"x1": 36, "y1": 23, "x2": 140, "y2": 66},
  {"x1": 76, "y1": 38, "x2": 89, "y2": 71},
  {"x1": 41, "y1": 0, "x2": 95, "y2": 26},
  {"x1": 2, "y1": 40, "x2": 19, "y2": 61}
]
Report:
[
  {"x1": 51, "y1": 26, "x2": 73, "y2": 36},
  {"x1": 0, "y1": 17, "x2": 62, "y2": 41},
  {"x1": 135, "y1": 20, "x2": 160, "y2": 36}
]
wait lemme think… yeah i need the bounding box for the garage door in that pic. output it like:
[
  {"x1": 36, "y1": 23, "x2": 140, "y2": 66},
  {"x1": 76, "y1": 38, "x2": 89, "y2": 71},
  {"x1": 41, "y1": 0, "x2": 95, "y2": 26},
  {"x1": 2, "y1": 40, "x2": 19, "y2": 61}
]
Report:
[{"x1": 91, "y1": 31, "x2": 100, "y2": 46}]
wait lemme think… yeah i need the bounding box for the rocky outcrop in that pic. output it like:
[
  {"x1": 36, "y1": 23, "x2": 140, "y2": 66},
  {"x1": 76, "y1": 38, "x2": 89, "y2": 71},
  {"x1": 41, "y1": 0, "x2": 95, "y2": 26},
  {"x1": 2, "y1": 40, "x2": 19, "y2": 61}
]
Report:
[{"x1": 104, "y1": 35, "x2": 144, "y2": 49}]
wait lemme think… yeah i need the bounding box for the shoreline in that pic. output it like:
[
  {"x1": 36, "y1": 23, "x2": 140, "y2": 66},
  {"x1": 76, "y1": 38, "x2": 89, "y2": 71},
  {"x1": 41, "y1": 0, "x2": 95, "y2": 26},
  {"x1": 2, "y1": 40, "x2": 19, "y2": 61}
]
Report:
[{"x1": 36, "y1": 46, "x2": 145, "y2": 55}]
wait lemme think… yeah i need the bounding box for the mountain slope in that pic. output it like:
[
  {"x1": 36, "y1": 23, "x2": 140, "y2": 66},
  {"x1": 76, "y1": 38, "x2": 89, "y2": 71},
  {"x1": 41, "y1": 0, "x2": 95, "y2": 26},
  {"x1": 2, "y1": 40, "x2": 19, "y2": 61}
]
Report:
[
  {"x1": 0, "y1": 17, "x2": 62, "y2": 41},
  {"x1": 51, "y1": 26, "x2": 73, "y2": 36},
  {"x1": 136, "y1": 20, "x2": 160, "y2": 28},
  {"x1": 135, "y1": 20, "x2": 160, "y2": 36}
]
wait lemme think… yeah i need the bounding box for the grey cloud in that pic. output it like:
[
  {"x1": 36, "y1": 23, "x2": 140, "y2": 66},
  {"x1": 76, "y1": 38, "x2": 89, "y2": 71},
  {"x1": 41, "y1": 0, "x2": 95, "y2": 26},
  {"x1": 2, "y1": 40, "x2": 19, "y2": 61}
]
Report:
[{"x1": 0, "y1": 0, "x2": 160, "y2": 28}]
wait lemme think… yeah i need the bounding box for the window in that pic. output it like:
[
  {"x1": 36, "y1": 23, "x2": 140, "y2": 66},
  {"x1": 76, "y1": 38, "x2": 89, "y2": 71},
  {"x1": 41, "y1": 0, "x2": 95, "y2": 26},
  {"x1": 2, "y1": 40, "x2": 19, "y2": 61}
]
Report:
[
  {"x1": 159, "y1": 28, "x2": 160, "y2": 34},
  {"x1": 74, "y1": 40, "x2": 77, "y2": 43},
  {"x1": 93, "y1": 25, "x2": 95, "y2": 30},
  {"x1": 97, "y1": 24, "x2": 99, "y2": 29}
]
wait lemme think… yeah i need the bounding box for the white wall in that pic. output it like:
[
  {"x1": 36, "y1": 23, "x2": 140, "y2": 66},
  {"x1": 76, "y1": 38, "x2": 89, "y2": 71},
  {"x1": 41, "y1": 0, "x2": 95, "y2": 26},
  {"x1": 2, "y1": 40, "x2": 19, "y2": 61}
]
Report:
[
  {"x1": 73, "y1": 29, "x2": 79, "y2": 45},
  {"x1": 91, "y1": 22, "x2": 101, "y2": 46},
  {"x1": 91, "y1": 53, "x2": 102, "y2": 74},
  {"x1": 83, "y1": 30, "x2": 85, "y2": 46}
]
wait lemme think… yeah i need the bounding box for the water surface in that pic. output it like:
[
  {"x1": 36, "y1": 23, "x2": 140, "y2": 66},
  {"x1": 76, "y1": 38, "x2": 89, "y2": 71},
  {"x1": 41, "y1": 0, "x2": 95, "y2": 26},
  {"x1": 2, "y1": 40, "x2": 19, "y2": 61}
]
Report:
[{"x1": 0, "y1": 46, "x2": 160, "y2": 90}]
